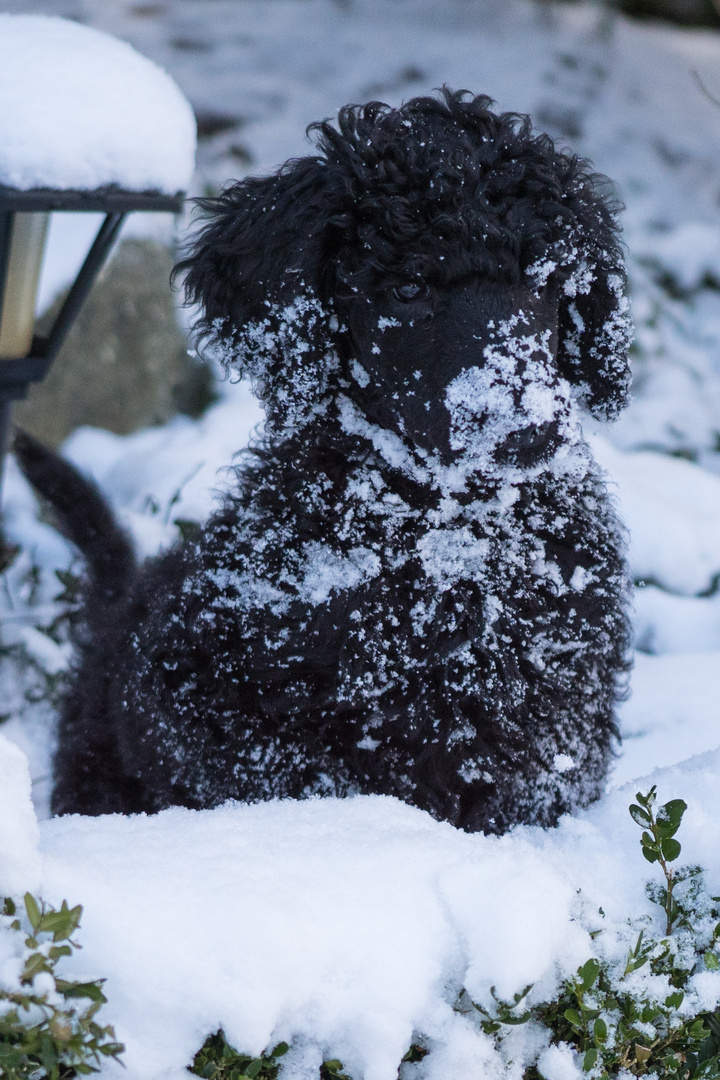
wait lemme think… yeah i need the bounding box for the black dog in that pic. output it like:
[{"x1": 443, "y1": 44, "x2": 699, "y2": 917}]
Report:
[{"x1": 16, "y1": 89, "x2": 632, "y2": 833}]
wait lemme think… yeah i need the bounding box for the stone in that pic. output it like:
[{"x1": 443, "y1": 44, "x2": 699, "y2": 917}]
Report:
[{"x1": 14, "y1": 237, "x2": 215, "y2": 447}]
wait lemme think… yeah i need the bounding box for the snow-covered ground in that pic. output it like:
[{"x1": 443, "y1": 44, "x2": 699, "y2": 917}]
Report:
[
  {"x1": 6, "y1": 734, "x2": 720, "y2": 1080},
  {"x1": 2, "y1": 1, "x2": 720, "y2": 1077}
]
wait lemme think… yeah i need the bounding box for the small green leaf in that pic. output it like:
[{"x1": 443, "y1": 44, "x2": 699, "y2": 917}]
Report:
[
  {"x1": 663, "y1": 799, "x2": 687, "y2": 825},
  {"x1": 706, "y1": 952, "x2": 720, "y2": 971},
  {"x1": 49, "y1": 944, "x2": 73, "y2": 960},
  {"x1": 271, "y1": 1042, "x2": 289, "y2": 1058},
  {"x1": 500, "y1": 1010, "x2": 532, "y2": 1025},
  {"x1": 100, "y1": 1041, "x2": 125, "y2": 1057},
  {"x1": 583, "y1": 1048, "x2": 599, "y2": 1071},
  {"x1": 655, "y1": 818, "x2": 682, "y2": 839},
  {"x1": 21, "y1": 951, "x2": 52, "y2": 982},
  {"x1": 56, "y1": 979, "x2": 107, "y2": 1002},
  {"x1": 594, "y1": 1018, "x2": 607, "y2": 1044},
  {"x1": 0, "y1": 1045, "x2": 25, "y2": 1067},
  {"x1": 641, "y1": 1004, "x2": 661, "y2": 1025},
  {"x1": 39, "y1": 1034, "x2": 59, "y2": 1072},
  {"x1": 665, "y1": 991, "x2": 684, "y2": 1009},
  {"x1": 564, "y1": 1008, "x2": 584, "y2": 1029},
  {"x1": 24, "y1": 892, "x2": 41, "y2": 932},
  {"x1": 661, "y1": 837, "x2": 682, "y2": 862},
  {"x1": 579, "y1": 958, "x2": 601, "y2": 989},
  {"x1": 630, "y1": 804, "x2": 652, "y2": 826}
]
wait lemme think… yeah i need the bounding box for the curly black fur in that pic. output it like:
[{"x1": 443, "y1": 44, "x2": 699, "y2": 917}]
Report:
[{"x1": 16, "y1": 89, "x2": 633, "y2": 832}]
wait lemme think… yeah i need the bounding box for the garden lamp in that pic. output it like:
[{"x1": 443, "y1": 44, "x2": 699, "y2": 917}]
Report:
[
  {"x1": 0, "y1": 185, "x2": 185, "y2": 473},
  {"x1": 0, "y1": 13, "x2": 197, "y2": 505}
]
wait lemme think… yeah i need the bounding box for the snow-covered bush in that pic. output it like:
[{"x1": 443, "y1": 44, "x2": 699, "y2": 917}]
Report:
[
  {"x1": 186, "y1": 788, "x2": 720, "y2": 1080},
  {"x1": 490, "y1": 788, "x2": 720, "y2": 1080},
  {"x1": 0, "y1": 893, "x2": 123, "y2": 1079},
  {"x1": 4, "y1": 706, "x2": 720, "y2": 1080}
]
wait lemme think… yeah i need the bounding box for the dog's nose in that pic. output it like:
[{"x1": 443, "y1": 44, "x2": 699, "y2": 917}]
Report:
[{"x1": 494, "y1": 420, "x2": 560, "y2": 466}]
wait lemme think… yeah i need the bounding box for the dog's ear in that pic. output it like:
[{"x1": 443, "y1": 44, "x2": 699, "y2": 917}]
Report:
[
  {"x1": 175, "y1": 158, "x2": 342, "y2": 433},
  {"x1": 552, "y1": 175, "x2": 632, "y2": 421},
  {"x1": 176, "y1": 156, "x2": 335, "y2": 337}
]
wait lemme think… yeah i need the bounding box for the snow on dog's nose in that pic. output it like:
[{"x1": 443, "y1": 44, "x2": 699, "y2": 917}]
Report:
[{"x1": 445, "y1": 315, "x2": 580, "y2": 478}]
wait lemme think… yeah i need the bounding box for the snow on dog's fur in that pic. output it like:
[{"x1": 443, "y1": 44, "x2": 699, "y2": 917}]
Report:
[{"x1": 15, "y1": 89, "x2": 632, "y2": 831}]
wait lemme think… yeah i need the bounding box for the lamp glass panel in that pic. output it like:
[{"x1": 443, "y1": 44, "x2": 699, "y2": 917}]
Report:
[
  {"x1": 0, "y1": 212, "x2": 50, "y2": 359},
  {"x1": 35, "y1": 212, "x2": 105, "y2": 318}
]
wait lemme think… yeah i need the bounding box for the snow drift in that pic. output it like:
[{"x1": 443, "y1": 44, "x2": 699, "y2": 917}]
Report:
[{"x1": 4, "y1": 735, "x2": 720, "y2": 1080}]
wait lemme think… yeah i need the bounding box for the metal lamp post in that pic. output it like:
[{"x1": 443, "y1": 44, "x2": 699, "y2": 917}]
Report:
[{"x1": 0, "y1": 183, "x2": 184, "y2": 494}]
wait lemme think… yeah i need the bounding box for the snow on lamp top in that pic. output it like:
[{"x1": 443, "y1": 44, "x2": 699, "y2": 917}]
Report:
[{"x1": 0, "y1": 16, "x2": 196, "y2": 193}]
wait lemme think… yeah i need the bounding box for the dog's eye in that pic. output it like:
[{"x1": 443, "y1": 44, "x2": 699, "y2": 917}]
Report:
[{"x1": 393, "y1": 282, "x2": 429, "y2": 303}]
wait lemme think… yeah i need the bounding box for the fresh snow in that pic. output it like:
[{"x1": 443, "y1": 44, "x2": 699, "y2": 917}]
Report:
[
  {"x1": 1, "y1": 1, "x2": 720, "y2": 1078},
  {"x1": 0, "y1": 15, "x2": 195, "y2": 192},
  {"x1": 613, "y1": 652, "x2": 720, "y2": 787},
  {"x1": 590, "y1": 435, "x2": 720, "y2": 596},
  {"x1": 5, "y1": 742, "x2": 720, "y2": 1080},
  {"x1": 0, "y1": 734, "x2": 40, "y2": 898}
]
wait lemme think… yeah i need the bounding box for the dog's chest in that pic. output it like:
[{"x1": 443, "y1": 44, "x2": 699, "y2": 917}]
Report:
[{"x1": 194, "y1": 462, "x2": 608, "y2": 707}]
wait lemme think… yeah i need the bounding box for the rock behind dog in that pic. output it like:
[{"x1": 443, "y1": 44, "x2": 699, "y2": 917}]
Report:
[{"x1": 15, "y1": 238, "x2": 215, "y2": 447}]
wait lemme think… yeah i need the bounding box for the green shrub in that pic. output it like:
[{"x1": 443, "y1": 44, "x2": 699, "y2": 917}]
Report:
[
  {"x1": 190, "y1": 1031, "x2": 290, "y2": 1080},
  {"x1": 471, "y1": 787, "x2": 720, "y2": 1080},
  {"x1": 6, "y1": 787, "x2": 716, "y2": 1080},
  {"x1": 188, "y1": 1032, "x2": 422, "y2": 1080},
  {"x1": 0, "y1": 893, "x2": 124, "y2": 1079}
]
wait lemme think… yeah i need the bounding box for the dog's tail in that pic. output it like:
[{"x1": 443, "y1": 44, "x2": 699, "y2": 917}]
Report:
[{"x1": 13, "y1": 430, "x2": 136, "y2": 602}]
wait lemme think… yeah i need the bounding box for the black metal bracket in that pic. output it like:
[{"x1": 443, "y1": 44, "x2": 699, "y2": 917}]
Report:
[
  {"x1": 0, "y1": 184, "x2": 186, "y2": 519},
  {"x1": 0, "y1": 184, "x2": 184, "y2": 214},
  {"x1": 0, "y1": 184, "x2": 185, "y2": 402}
]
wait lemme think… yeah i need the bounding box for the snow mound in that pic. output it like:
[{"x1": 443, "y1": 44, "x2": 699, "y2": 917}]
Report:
[
  {"x1": 590, "y1": 435, "x2": 720, "y2": 595},
  {"x1": 0, "y1": 16, "x2": 196, "y2": 192},
  {"x1": 33, "y1": 756, "x2": 720, "y2": 1080},
  {"x1": 636, "y1": 223, "x2": 720, "y2": 294},
  {"x1": 0, "y1": 734, "x2": 40, "y2": 897},
  {"x1": 39, "y1": 796, "x2": 584, "y2": 1080},
  {"x1": 613, "y1": 652, "x2": 720, "y2": 789}
]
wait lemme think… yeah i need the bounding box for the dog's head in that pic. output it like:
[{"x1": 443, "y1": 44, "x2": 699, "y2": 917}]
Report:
[{"x1": 178, "y1": 89, "x2": 631, "y2": 462}]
